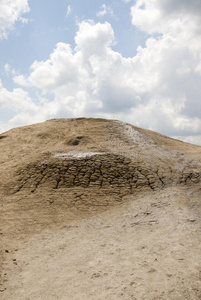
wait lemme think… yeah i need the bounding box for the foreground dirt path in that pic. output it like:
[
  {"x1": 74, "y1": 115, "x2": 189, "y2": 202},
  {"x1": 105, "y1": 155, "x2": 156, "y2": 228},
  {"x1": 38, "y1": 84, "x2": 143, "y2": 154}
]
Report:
[{"x1": 2, "y1": 187, "x2": 201, "y2": 300}]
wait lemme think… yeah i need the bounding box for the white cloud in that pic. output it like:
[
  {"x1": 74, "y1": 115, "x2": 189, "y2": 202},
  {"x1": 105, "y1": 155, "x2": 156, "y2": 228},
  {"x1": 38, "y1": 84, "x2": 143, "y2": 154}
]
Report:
[
  {"x1": 0, "y1": 79, "x2": 36, "y2": 112},
  {"x1": 28, "y1": 42, "x2": 79, "y2": 92},
  {"x1": 66, "y1": 5, "x2": 72, "y2": 17},
  {"x1": 75, "y1": 21, "x2": 116, "y2": 54},
  {"x1": 2, "y1": 6, "x2": 201, "y2": 145},
  {"x1": 128, "y1": 0, "x2": 201, "y2": 135},
  {"x1": 0, "y1": 79, "x2": 66, "y2": 133},
  {"x1": 19, "y1": 16, "x2": 29, "y2": 24},
  {"x1": 4, "y1": 63, "x2": 16, "y2": 75},
  {"x1": 97, "y1": 4, "x2": 114, "y2": 18},
  {"x1": 13, "y1": 74, "x2": 30, "y2": 86},
  {"x1": 0, "y1": 0, "x2": 30, "y2": 39},
  {"x1": 4, "y1": 63, "x2": 10, "y2": 73},
  {"x1": 131, "y1": 0, "x2": 201, "y2": 35}
]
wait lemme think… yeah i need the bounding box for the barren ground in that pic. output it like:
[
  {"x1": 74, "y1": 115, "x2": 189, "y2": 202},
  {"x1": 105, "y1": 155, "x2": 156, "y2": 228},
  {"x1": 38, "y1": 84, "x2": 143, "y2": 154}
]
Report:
[{"x1": 0, "y1": 118, "x2": 201, "y2": 299}]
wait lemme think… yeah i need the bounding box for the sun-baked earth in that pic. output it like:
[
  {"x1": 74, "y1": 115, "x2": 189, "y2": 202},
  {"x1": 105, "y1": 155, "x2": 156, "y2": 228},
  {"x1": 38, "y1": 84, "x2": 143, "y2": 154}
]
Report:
[{"x1": 0, "y1": 118, "x2": 201, "y2": 299}]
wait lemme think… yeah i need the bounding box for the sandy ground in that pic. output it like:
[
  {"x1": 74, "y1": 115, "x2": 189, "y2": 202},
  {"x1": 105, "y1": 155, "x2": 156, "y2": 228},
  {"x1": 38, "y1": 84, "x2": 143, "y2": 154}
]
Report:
[{"x1": 2, "y1": 186, "x2": 201, "y2": 300}]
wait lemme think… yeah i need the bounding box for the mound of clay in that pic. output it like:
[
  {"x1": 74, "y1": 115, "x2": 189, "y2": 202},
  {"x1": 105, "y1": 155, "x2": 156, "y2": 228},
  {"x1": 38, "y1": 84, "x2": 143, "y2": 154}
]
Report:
[{"x1": 0, "y1": 118, "x2": 201, "y2": 299}]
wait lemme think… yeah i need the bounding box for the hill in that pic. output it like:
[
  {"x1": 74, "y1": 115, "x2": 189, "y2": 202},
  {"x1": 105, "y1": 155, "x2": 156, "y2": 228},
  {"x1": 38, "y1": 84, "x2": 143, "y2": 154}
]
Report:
[{"x1": 1, "y1": 118, "x2": 201, "y2": 299}]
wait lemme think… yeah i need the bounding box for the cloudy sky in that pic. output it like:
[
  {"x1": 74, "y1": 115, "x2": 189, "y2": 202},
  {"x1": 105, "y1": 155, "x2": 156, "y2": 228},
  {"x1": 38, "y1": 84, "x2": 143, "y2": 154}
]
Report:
[{"x1": 0, "y1": 0, "x2": 201, "y2": 145}]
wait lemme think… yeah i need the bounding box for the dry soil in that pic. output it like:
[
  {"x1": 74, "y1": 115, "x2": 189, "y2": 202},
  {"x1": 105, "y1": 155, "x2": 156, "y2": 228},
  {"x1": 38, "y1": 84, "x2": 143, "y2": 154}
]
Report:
[{"x1": 0, "y1": 118, "x2": 201, "y2": 299}]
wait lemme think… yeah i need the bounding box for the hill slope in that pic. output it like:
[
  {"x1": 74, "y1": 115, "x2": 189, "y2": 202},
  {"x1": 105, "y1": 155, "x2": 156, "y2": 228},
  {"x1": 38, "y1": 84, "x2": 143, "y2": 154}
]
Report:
[{"x1": 1, "y1": 118, "x2": 201, "y2": 299}]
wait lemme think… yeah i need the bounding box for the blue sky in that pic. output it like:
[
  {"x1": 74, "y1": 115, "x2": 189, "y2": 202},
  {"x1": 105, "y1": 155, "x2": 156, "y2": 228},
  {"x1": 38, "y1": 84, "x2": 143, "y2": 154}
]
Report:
[{"x1": 0, "y1": 0, "x2": 201, "y2": 145}]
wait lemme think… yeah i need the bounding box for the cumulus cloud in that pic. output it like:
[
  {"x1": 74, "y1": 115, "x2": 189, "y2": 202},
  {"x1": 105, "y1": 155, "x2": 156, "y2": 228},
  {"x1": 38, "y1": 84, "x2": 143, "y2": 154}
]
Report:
[
  {"x1": 3, "y1": 3, "x2": 201, "y2": 145},
  {"x1": 0, "y1": 79, "x2": 36, "y2": 112},
  {"x1": 0, "y1": 79, "x2": 66, "y2": 133},
  {"x1": 131, "y1": 0, "x2": 201, "y2": 34},
  {"x1": 18, "y1": 21, "x2": 139, "y2": 117},
  {"x1": 129, "y1": 0, "x2": 201, "y2": 137},
  {"x1": 13, "y1": 74, "x2": 30, "y2": 86},
  {"x1": 0, "y1": 0, "x2": 30, "y2": 39}
]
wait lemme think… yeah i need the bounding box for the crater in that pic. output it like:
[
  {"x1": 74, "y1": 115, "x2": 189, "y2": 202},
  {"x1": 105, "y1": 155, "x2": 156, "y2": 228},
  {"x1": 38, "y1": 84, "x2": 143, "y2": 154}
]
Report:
[
  {"x1": 0, "y1": 135, "x2": 7, "y2": 140},
  {"x1": 67, "y1": 136, "x2": 91, "y2": 146}
]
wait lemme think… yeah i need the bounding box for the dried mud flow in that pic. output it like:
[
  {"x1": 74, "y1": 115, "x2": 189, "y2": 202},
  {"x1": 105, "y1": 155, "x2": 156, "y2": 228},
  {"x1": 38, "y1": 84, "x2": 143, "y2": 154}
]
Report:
[{"x1": 0, "y1": 118, "x2": 201, "y2": 299}]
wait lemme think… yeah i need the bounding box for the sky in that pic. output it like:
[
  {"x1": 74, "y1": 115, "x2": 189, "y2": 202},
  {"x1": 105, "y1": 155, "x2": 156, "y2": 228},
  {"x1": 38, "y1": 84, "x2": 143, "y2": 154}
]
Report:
[{"x1": 0, "y1": 0, "x2": 201, "y2": 145}]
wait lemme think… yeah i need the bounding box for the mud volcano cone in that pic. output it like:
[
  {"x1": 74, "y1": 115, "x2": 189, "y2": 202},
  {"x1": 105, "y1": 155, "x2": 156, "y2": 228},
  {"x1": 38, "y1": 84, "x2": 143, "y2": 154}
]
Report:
[{"x1": 1, "y1": 118, "x2": 201, "y2": 299}]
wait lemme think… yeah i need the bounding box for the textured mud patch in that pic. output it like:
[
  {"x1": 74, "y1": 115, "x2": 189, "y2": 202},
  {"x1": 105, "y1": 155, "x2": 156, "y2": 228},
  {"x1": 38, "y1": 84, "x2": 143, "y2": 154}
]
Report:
[
  {"x1": 15, "y1": 153, "x2": 171, "y2": 196},
  {"x1": 13, "y1": 151, "x2": 201, "y2": 200}
]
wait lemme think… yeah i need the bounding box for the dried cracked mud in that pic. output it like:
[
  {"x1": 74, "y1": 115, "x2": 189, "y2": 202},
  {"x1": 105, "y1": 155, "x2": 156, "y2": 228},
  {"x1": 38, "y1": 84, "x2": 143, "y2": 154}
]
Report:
[{"x1": 0, "y1": 118, "x2": 201, "y2": 299}]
